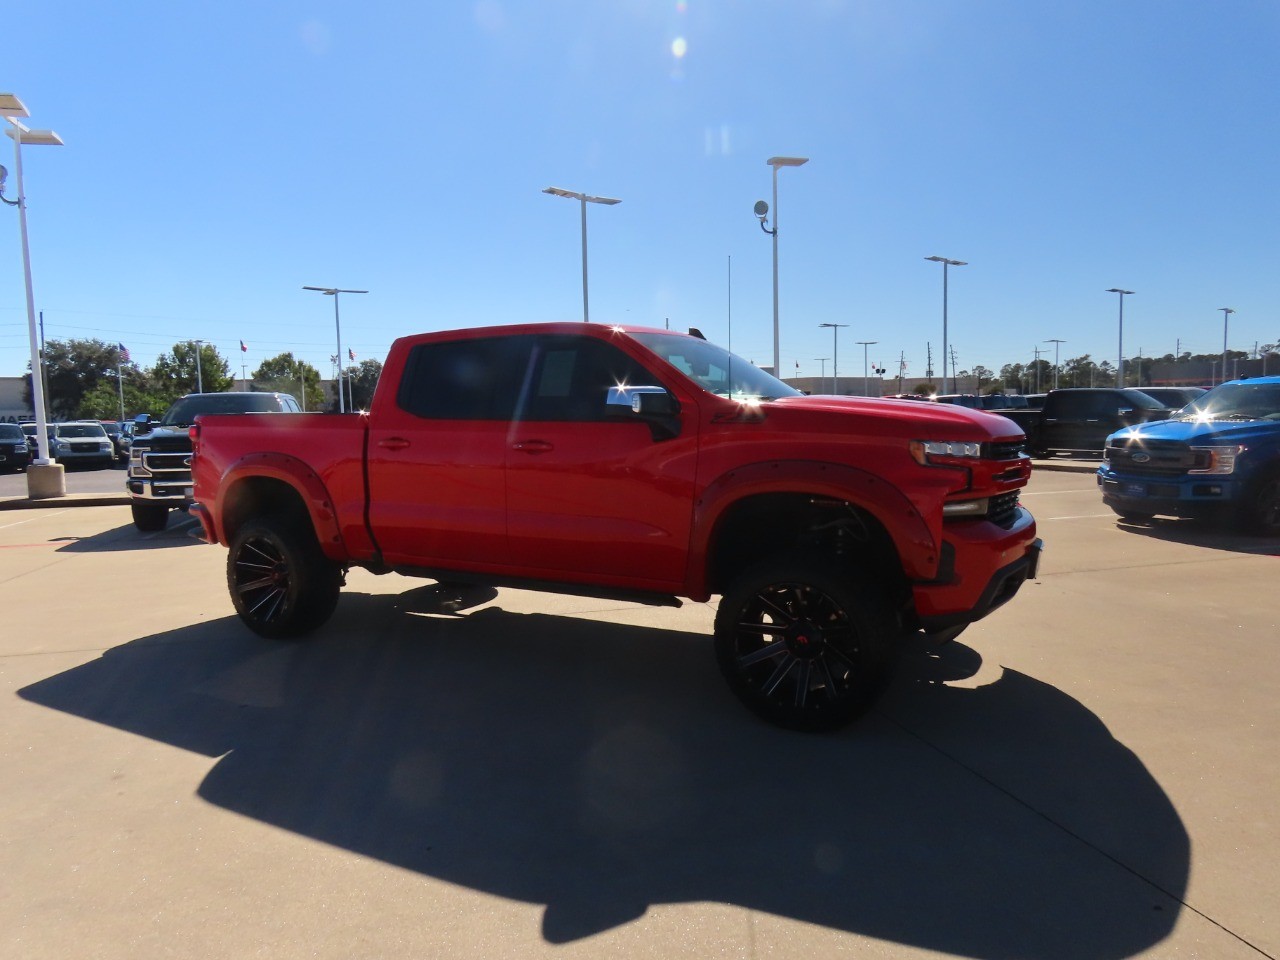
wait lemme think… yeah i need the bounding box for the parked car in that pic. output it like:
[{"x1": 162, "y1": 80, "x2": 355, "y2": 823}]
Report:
[
  {"x1": 19, "y1": 421, "x2": 38, "y2": 452},
  {"x1": 97, "y1": 420, "x2": 130, "y2": 461},
  {"x1": 1135, "y1": 386, "x2": 1208, "y2": 409},
  {"x1": 128, "y1": 391, "x2": 302, "y2": 530},
  {"x1": 1001, "y1": 388, "x2": 1172, "y2": 456},
  {"x1": 1100, "y1": 377, "x2": 1280, "y2": 531},
  {"x1": 935, "y1": 394, "x2": 983, "y2": 409},
  {"x1": 0, "y1": 422, "x2": 31, "y2": 472},
  {"x1": 189, "y1": 322, "x2": 1040, "y2": 732},
  {"x1": 47, "y1": 421, "x2": 115, "y2": 468}
]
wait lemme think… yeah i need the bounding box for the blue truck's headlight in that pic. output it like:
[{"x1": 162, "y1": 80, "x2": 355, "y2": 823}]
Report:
[{"x1": 1189, "y1": 445, "x2": 1245, "y2": 475}]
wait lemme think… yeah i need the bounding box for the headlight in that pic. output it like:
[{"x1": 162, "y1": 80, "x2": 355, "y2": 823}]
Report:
[
  {"x1": 1189, "y1": 445, "x2": 1245, "y2": 475},
  {"x1": 942, "y1": 498, "x2": 990, "y2": 518},
  {"x1": 910, "y1": 439, "x2": 983, "y2": 465}
]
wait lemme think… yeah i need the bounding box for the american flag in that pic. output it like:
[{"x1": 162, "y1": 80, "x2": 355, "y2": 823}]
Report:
[
  {"x1": 117, "y1": 342, "x2": 130, "y2": 362},
  {"x1": 348, "y1": 348, "x2": 356, "y2": 361},
  {"x1": 240, "y1": 340, "x2": 247, "y2": 353}
]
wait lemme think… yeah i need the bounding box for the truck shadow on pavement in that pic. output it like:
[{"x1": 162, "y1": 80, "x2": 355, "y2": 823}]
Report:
[
  {"x1": 51, "y1": 517, "x2": 203, "y2": 553},
  {"x1": 1112, "y1": 515, "x2": 1280, "y2": 555},
  {"x1": 19, "y1": 586, "x2": 1188, "y2": 958}
]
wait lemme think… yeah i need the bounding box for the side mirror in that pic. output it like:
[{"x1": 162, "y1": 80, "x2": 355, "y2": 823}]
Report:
[{"x1": 606, "y1": 385, "x2": 681, "y2": 439}]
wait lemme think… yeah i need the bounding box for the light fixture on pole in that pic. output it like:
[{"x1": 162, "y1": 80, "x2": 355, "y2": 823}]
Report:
[
  {"x1": 1219, "y1": 307, "x2": 1235, "y2": 385},
  {"x1": 755, "y1": 156, "x2": 809, "y2": 376},
  {"x1": 814, "y1": 357, "x2": 829, "y2": 395},
  {"x1": 819, "y1": 322, "x2": 848, "y2": 394},
  {"x1": 1045, "y1": 338, "x2": 1066, "y2": 390},
  {"x1": 1, "y1": 93, "x2": 65, "y2": 499},
  {"x1": 925, "y1": 256, "x2": 967, "y2": 395},
  {"x1": 856, "y1": 340, "x2": 878, "y2": 397},
  {"x1": 542, "y1": 187, "x2": 620, "y2": 323},
  {"x1": 303, "y1": 286, "x2": 368, "y2": 412},
  {"x1": 1106, "y1": 288, "x2": 1134, "y2": 387}
]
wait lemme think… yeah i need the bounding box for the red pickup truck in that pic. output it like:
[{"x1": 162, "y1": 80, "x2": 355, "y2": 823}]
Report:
[{"x1": 190, "y1": 323, "x2": 1040, "y2": 730}]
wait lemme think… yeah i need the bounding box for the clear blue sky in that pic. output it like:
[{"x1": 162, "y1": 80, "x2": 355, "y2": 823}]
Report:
[{"x1": 3, "y1": 1, "x2": 1278, "y2": 386}]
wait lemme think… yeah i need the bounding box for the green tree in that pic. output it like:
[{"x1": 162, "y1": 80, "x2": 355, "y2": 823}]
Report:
[
  {"x1": 251, "y1": 352, "x2": 324, "y2": 409},
  {"x1": 151, "y1": 342, "x2": 233, "y2": 401},
  {"x1": 344, "y1": 358, "x2": 383, "y2": 411},
  {"x1": 22, "y1": 338, "x2": 128, "y2": 419}
]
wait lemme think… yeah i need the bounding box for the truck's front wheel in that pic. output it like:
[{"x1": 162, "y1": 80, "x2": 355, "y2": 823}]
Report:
[
  {"x1": 131, "y1": 502, "x2": 170, "y2": 532},
  {"x1": 714, "y1": 558, "x2": 896, "y2": 732},
  {"x1": 1239, "y1": 471, "x2": 1280, "y2": 536},
  {"x1": 227, "y1": 518, "x2": 340, "y2": 639}
]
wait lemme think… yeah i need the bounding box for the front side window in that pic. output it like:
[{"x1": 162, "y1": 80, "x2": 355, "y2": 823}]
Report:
[{"x1": 518, "y1": 336, "x2": 656, "y2": 422}]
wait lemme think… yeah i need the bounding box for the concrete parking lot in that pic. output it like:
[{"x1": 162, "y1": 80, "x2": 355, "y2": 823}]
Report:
[{"x1": 1, "y1": 469, "x2": 1276, "y2": 959}]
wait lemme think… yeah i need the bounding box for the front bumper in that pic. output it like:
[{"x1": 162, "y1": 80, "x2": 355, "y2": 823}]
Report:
[
  {"x1": 912, "y1": 507, "x2": 1041, "y2": 632},
  {"x1": 1097, "y1": 469, "x2": 1241, "y2": 517}
]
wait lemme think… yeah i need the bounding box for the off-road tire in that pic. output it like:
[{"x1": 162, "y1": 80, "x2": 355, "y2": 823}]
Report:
[
  {"x1": 714, "y1": 557, "x2": 897, "y2": 732},
  {"x1": 227, "y1": 517, "x2": 341, "y2": 639}
]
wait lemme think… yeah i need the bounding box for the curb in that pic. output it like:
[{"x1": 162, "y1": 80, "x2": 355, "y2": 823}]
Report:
[{"x1": 0, "y1": 494, "x2": 132, "y2": 511}]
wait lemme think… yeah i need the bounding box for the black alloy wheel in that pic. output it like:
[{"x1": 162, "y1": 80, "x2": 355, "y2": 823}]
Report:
[
  {"x1": 714, "y1": 558, "x2": 896, "y2": 732},
  {"x1": 227, "y1": 518, "x2": 340, "y2": 639}
]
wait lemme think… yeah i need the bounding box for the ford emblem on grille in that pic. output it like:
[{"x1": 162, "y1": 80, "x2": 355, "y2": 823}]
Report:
[{"x1": 1131, "y1": 452, "x2": 1151, "y2": 463}]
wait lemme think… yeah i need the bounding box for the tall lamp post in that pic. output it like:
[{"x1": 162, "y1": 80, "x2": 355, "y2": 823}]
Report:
[
  {"x1": 754, "y1": 156, "x2": 809, "y2": 376},
  {"x1": 814, "y1": 357, "x2": 829, "y2": 394},
  {"x1": 191, "y1": 339, "x2": 205, "y2": 394},
  {"x1": 1, "y1": 93, "x2": 64, "y2": 499},
  {"x1": 542, "y1": 187, "x2": 620, "y2": 323},
  {"x1": 856, "y1": 340, "x2": 878, "y2": 397},
  {"x1": 303, "y1": 286, "x2": 367, "y2": 412},
  {"x1": 1106, "y1": 288, "x2": 1134, "y2": 387},
  {"x1": 1219, "y1": 307, "x2": 1235, "y2": 385},
  {"x1": 1045, "y1": 338, "x2": 1066, "y2": 390},
  {"x1": 925, "y1": 256, "x2": 966, "y2": 395},
  {"x1": 819, "y1": 322, "x2": 848, "y2": 394}
]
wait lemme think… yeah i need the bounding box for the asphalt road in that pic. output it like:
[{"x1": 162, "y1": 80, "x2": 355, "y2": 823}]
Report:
[{"x1": 1, "y1": 470, "x2": 1276, "y2": 960}]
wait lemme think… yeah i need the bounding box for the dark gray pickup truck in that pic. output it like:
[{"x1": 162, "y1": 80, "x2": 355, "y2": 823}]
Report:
[{"x1": 999, "y1": 388, "x2": 1172, "y2": 457}]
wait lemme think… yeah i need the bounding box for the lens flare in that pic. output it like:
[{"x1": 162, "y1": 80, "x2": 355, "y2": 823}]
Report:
[{"x1": 671, "y1": 36, "x2": 688, "y2": 59}]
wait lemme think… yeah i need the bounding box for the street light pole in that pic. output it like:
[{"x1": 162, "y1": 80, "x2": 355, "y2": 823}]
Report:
[
  {"x1": 1106, "y1": 288, "x2": 1134, "y2": 387},
  {"x1": 819, "y1": 322, "x2": 848, "y2": 394},
  {"x1": 1046, "y1": 339, "x2": 1066, "y2": 390},
  {"x1": 303, "y1": 286, "x2": 368, "y2": 412},
  {"x1": 1, "y1": 93, "x2": 64, "y2": 499},
  {"x1": 856, "y1": 340, "x2": 878, "y2": 397},
  {"x1": 814, "y1": 358, "x2": 829, "y2": 395},
  {"x1": 192, "y1": 340, "x2": 204, "y2": 394},
  {"x1": 542, "y1": 187, "x2": 621, "y2": 323},
  {"x1": 1219, "y1": 307, "x2": 1235, "y2": 385},
  {"x1": 925, "y1": 256, "x2": 967, "y2": 395},
  {"x1": 754, "y1": 156, "x2": 809, "y2": 376}
]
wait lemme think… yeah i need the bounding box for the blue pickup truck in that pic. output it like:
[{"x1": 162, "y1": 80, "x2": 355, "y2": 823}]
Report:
[{"x1": 1098, "y1": 377, "x2": 1280, "y2": 533}]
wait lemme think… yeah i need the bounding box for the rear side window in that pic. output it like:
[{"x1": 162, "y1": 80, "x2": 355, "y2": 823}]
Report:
[{"x1": 397, "y1": 335, "x2": 534, "y2": 420}]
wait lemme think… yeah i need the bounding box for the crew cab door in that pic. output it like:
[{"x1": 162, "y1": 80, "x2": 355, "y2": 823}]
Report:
[
  {"x1": 366, "y1": 335, "x2": 534, "y2": 568},
  {"x1": 504, "y1": 334, "x2": 698, "y2": 589}
]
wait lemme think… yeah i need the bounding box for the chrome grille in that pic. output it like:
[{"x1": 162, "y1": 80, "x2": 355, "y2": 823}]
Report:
[{"x1": 1105, "y1": 439, "x2": 1202, "y2": 477}]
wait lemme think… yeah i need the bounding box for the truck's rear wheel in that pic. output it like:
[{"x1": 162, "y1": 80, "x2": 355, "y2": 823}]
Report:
[
  {"x1": 714, "y1": 558, "x2": 896, "y2": 732},
  {"x1": 227, "y1": 518, "x2": 340, "y2": 639},
  {"x1": 131, "y1": 502, "x2": 170, "y2": 532}
]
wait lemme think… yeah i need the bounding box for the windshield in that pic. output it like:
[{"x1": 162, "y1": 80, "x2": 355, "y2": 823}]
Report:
[
  {"x1": 0, "y1": 424, "x2": 22, "y2": 440},
  {"x1": 56, "y1": 423, "x2": 108, "y2": 438},
  {"x1": 160, "y1": 393, "x2": 295, "y2": 425},
  {"x1": 628, "y1": 332, "x2": 801, "y2": 402},
  {"x1": 1176, "y1": 382, "x2": 1280, "y2": 421}
]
